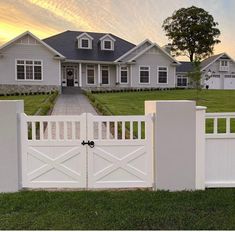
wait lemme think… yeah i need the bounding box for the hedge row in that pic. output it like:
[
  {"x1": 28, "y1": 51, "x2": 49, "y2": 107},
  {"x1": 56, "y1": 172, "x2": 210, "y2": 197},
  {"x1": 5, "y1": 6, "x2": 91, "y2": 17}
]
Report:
[
  {"x1": 90, "y1": 87, "x2": 186, "y2": 94},
  {"x1": 0, "y1": 91, "x2": 58, "y2": 97}
]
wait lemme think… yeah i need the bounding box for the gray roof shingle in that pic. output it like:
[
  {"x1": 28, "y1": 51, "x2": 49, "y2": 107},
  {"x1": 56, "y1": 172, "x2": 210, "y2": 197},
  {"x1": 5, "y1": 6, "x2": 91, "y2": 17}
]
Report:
[
  {"x1": 200, "y1": 53, "x2": 223, "y2": 70},
  {"x1": 176, "y1": 61, "x2": 193, "y2": 73},
  {"x1": 43, "y1": 30, "x2": 136, "y2": 62}
]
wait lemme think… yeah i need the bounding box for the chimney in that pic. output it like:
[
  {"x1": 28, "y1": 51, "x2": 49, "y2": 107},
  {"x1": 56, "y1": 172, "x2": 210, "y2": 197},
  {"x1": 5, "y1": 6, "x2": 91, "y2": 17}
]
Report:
[{"x1": 163, "y1": 43, "x2": 172, "y2": 55}]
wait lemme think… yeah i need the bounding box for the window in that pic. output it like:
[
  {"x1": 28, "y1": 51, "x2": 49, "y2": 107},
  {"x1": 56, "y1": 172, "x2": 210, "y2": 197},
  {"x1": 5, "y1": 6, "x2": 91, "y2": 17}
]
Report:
[
  {"x1": 104, "y1": 40, "x2": 111, "y2": 50},
  {"x1": 139, "y1": 66, "x2": 150, "y2": 84},
  {"x1": 120, "y1": 67, "x2": 128, "y2": 84},
  {"x1": 177, "y1": 76, "x2": 187, "y2": 87},
  {"x1": 158, "y1": 67, "x2": 168, "y2": 83},
  {"x1": 225, "y1": 75, "x2": 232, "y2": 78},
  {"x1": 212, "y1": 74, "x2": 220, "y2": 78},
  {"x1": 81, "y1": 39, "x2": 89, "y2": 48},
  {"x1": 101, "y1": 66, "x2": 109, "y2": 85},
  {"x1": 221, "y1": 60, "x2": 228, "y2": 67},
  {"x1": 16, "y1": 60, "x2": 42, "y2": 81},
  {"x1": 87, "y1": 65, "x2": 95, "y2": 84}
]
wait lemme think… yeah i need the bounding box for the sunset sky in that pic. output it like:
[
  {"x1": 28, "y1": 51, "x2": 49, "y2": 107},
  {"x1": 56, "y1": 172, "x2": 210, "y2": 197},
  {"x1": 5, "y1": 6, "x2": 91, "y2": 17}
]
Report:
[{"x1": 0, "y1": 0, "x2": 234, "y2": 61}]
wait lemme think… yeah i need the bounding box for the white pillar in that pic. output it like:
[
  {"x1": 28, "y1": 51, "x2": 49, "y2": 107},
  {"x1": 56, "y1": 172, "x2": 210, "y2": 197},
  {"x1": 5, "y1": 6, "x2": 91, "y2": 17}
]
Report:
[
  {"x1": 196, "y1": 106, "x2": 207, "y2": 190},
  {"x1": 145, "y1": 100, "x2": 199, "y2": 191},
  {"x1": 130, "y1": 65, "x2": 132, "y2": 87},
  {"x1": 116, "y1": 65, "x2": 119, "y2": 83},
  {"x1": 0, "y1": 100, "x2": 24, "y2": 192},
  {"x1": 98, "y1": 64, "x2": 101, "y2": 86},
  {"x1": 79, "y1": 63, "x2": 82, "y2": 87}
]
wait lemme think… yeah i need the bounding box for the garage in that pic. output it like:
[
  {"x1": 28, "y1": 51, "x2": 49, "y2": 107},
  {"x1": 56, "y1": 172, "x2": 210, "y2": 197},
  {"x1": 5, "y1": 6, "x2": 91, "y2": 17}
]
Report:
[
  {"x1": 205, "y1": 74, "x2": 222, "y2": 89},
  {"x1": 224, "y1": 74, "x2": 235, "y2": 89}
]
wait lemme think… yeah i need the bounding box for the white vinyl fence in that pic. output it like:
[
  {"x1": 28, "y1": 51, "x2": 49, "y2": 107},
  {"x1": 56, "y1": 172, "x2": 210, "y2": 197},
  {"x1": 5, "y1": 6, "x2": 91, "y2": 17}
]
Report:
[{"x1": 205, "y1": 113, "x2": 235, "y2": 187}]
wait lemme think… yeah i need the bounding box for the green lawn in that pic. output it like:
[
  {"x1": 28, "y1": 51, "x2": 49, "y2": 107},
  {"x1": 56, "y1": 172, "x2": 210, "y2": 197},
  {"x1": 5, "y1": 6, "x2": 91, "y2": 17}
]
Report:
[
  {"x1": 0, "y1": 93, "x2": 57, "y2": 115},
  {"x1": 1, "y1": 189, "x2": 235, "y2": 230},
  {"x1": 91, "y1": 90, "x2": 235, "y2": 115}
]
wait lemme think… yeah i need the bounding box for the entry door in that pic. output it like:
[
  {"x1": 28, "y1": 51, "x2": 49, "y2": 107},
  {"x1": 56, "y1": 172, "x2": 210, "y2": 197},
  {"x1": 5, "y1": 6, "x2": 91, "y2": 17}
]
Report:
[{"x1": 66, "y1": 68, "x2": 74, "y2": 86}]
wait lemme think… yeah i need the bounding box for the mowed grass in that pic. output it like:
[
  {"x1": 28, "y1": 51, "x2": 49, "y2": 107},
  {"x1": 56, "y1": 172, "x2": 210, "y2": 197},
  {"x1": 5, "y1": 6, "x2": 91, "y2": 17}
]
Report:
[
  {"x1": 92, "y1": 89, "x2": 235, "y2": 115},
  {"x1": 1, "y1": 189, "x2": 235, "y2": 230},
  {"x1": 0, "y1": 94, "x2": 57, "y2": 115}
]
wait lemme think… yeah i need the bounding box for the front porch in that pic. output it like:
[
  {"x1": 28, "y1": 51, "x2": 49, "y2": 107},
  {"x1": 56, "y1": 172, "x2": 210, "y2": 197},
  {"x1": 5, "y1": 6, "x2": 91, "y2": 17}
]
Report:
[{"x1": 61, "y1": 62, "x2": 131, "y2": 89}]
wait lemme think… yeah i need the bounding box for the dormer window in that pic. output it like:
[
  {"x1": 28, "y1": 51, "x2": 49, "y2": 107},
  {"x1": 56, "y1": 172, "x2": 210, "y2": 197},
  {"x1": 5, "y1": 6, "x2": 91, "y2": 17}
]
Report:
[
  {"x1": 77, "y1": 32, "x2": 93, "y2": 49},
  {"x1": 100, "y1": 34, "x2": 116, "y2": 51},
  {"x1": 104, "y1": 40, "x2": 112, "y2": 50},
  {"x1": 81, "y1": 39, "x2": 89, "y2": 48}
]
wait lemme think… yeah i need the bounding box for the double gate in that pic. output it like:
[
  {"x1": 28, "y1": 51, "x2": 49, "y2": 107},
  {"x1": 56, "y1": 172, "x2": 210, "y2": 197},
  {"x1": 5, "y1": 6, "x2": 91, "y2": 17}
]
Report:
[{"x1": 20, "y1": 113, "x2": 153, "y2": 189}]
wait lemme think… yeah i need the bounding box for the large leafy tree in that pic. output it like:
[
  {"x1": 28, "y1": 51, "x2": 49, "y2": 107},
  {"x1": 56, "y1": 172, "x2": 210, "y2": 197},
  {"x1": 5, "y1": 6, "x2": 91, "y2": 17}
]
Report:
[{"x1": 162, "y1": 6, "x2": 221, "y2": 62}]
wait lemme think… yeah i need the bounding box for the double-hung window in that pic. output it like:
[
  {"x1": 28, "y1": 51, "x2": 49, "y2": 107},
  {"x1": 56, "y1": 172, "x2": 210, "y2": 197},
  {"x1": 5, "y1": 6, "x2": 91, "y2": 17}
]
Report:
[
  {"x1": 158, "y1": 67, "x2": 168, "y2": 84},
  {"x1": 139, "y1": 66, "x2": 150, "y2": 84},
  {"x1": 101, "y1": 66, "x2": 109, "y2": 85},
  {"x1": 81, "y1": 39, "x2": 89, "y2": 48},
  {"x1": 87, "y1": 65, "x2": 95, "y2": 85},
  {"x1": 120, "y1": 67, "x2": 128, "y2": 84},
  {"x1": 16, "y1": 60, "x2": 42, "y2": 81},
  {"x1": 177, "y1": 76, "x2": 187, "y2": 87}
]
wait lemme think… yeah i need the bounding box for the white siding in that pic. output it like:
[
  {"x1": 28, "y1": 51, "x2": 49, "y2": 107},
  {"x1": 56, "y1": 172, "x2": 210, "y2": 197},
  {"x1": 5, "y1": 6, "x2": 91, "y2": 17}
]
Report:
[
  {"x1": 0, "y1": 35, "x2": 60, "y2": 86},
  {"x1": 131, "y1": 47, "x2": 176, "y2": 88}
]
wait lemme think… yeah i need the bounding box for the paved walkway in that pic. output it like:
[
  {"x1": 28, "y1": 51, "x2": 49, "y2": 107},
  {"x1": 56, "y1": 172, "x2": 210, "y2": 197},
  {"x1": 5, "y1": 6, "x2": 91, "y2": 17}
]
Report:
[{"x1": 51, "y1": 93, "x2": 97, "y2": 115}]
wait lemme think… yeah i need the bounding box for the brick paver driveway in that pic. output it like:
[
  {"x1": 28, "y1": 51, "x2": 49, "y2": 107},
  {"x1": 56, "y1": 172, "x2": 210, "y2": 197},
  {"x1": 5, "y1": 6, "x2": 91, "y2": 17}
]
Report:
[{"x1": 51, "y1": 93, "x2": 97, "y2": 115}]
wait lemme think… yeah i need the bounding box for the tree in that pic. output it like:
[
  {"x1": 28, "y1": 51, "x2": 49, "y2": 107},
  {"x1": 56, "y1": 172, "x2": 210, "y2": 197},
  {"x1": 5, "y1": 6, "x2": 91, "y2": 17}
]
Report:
[
  {"x1": 188, "y1": 60, "x2": 203, "y2": 100},
  {"x1": 162, "y1": 6, "x2": 221, "y2": 62}
]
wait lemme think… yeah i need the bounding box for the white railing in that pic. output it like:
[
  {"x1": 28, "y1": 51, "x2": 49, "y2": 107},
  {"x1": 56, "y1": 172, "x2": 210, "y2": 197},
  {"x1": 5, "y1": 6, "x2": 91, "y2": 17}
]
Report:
[
  {"x1": 219, "y1": 66, "x2": 229, "y2": 72},
  {"x1": 205, "y1": 112, "x2": 235, "y2": 138},
  {"x1": 87, "y1": 113, "x2": 153, "y2": 141},
  {"x1": 21, "y1": 113, "x2": 86, "y2": 141}
]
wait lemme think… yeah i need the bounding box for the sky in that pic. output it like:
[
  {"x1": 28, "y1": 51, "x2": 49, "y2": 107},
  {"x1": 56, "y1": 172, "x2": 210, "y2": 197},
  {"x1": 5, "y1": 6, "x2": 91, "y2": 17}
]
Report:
[{"x1": 0, "y1": 0, "x2": 234, "y2": 61}]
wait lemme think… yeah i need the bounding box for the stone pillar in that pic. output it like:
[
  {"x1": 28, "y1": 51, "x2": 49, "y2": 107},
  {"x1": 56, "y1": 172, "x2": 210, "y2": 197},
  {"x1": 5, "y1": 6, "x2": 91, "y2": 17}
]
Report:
[
  {"x1": 0, "y1": 100, "x2": 24, "y2": 192},
  {"x1": 145, "y1": 100, "x2": 200, "y2": 191}
]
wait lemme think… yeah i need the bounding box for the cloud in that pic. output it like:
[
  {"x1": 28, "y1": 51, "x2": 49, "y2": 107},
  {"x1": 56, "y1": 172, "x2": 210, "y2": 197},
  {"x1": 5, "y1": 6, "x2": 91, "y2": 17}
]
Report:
[{"x1": 0, "y1": 0, "x2": 234, "y2": 60}]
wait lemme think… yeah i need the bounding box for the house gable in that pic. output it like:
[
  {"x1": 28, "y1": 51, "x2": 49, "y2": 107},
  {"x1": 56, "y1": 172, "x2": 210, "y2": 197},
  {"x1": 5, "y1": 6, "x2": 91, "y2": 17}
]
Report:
[
  {"x1": 129, "y1": 43, "x2": 180, "y2": 65},
  {"x1": 0, "y1": 31, "x2": 65, "y2": 59}
]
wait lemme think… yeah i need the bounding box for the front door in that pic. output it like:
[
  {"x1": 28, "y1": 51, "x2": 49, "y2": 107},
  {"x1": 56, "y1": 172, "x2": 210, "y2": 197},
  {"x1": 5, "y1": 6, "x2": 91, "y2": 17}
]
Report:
[{"x1": 66, "y1": 68, "x2": 74, "y2": 86}]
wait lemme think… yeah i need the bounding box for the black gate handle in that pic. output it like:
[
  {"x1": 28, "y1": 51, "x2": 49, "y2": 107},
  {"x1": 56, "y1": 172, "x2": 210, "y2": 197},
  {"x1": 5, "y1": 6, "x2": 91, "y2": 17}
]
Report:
[{"x1": 81, "y1": 140, "x2": 95, "y2": 148}]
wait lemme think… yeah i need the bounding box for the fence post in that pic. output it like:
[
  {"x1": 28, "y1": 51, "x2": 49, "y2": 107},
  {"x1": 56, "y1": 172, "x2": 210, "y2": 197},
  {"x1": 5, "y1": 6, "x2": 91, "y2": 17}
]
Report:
[
  {"x1": 0, "y1": 100, "x2": 24, "y2": 192},
  {"x1": 196, "y1": 106, "x2": 207, "y2": 190},
  {"x1": 145, "y1": 100, "x2": 203, "y2": 191}
]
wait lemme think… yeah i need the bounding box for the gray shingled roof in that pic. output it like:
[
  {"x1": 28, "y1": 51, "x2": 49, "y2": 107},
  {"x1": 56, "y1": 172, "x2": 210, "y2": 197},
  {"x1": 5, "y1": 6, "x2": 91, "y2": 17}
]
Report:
[
  {"x1": 43, "y1": 31, "x2": 136, "y2": 62},
  {"x1": 200, "y1": 53, "x2": 223, "y2": 70},
  {"x1": 176, "y1": 61, "x2": 193, "y2": 73}
]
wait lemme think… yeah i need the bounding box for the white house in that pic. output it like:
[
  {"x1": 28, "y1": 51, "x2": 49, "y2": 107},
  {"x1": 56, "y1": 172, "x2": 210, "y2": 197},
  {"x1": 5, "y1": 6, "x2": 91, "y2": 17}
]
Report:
[
  {"x1": 0, "y1": 30, "x2": 234, "y2": 94},
  {"x1": 0, "y1": 30, "x2": 180, "y2": 94}
]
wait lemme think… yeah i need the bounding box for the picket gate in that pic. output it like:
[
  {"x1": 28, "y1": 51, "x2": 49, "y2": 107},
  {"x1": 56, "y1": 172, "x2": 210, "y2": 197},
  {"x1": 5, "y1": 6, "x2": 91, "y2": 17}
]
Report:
[{"x1": 20, "y1": 113, "x2": 154, "y2": 189}]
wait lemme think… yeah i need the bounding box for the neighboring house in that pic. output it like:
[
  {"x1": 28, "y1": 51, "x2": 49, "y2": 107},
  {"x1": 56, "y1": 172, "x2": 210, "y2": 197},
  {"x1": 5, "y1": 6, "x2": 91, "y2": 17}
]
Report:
[
  {"x1": 0, "y1": 30, "x2": 180, "y2": 94},
  {"x1": 0, "y1": 30, "x2": 234, "y2": 94},
  {"x1": 176, "y1": 53, "x2": 235, "y2": 89}
]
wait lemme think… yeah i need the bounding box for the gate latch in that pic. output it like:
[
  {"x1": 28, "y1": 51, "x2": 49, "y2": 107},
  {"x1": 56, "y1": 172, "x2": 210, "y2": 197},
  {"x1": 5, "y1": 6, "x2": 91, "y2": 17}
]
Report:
[{"x1": 81, "y1": 140, "x2": 95, "y2": 148}]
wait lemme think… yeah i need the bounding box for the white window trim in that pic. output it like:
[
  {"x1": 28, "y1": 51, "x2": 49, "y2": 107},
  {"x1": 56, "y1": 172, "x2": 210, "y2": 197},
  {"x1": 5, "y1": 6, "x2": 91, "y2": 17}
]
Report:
[
  {"x1": 79, "y1": 38, "x2": 92, "y2": 49},
  {"x1": 176, "y1": 75, "x2": 188, "y2": 87},
  {"x1": 157, "y1": 66, "x2": 168, "y2": 84},
  {"x1": 15, "y1": 59, "x2": 43, "y2": 82},
  {"x1": 86, "y1": 65, "x2": 96, "y2": 86},
  {"x1": 139, "y1": 66, "x2": 150, "y2": 85},
  {"x1": 120, "y1": 66, "x2": 129, "y2": 84},
  {"x1": 101, "y1": 66, "x2": 110, "y2": 85},
  {"x1": 101, "y1": 39, "x2": 114, "y2": 51}
]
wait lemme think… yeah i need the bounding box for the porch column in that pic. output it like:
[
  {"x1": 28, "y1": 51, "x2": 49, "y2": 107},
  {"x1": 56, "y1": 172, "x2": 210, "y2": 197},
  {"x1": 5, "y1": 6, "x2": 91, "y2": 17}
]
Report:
[
  {"x1": 130, "y1": 65, "x2": 132, "y2": 87},
  {"x1": 116, "y1": 65, "x2": 119, "y2": 83},
  {"x1": 79, "y1": 63, "x2": 82, "y2": 87},
  {"x1": 98, "y1": 64, "x2": 101, "y2": 86}
]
